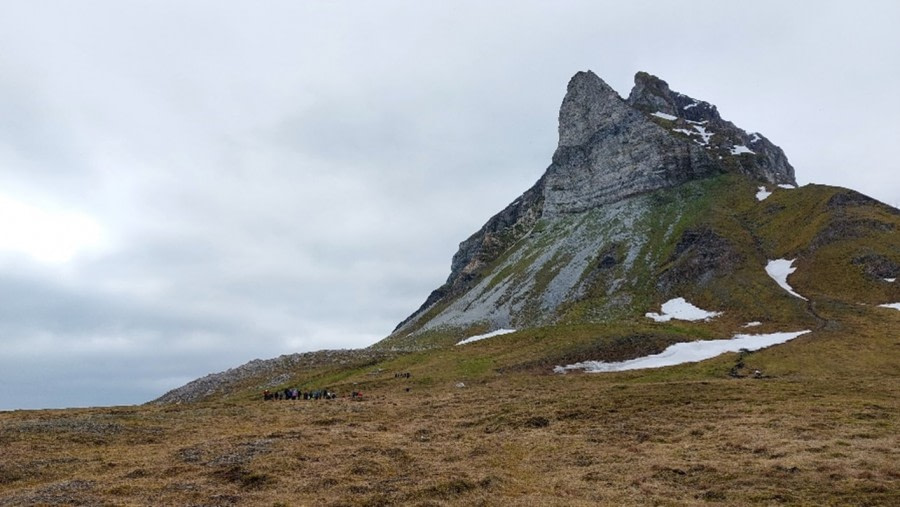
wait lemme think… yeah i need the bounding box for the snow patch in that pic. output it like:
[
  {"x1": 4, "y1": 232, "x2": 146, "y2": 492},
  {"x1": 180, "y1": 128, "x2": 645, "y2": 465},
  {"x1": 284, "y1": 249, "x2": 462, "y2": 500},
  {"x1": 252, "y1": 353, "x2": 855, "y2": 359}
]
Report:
[
  {"x1": 646, "y1": 297, "x2": 721, "y2": 322},
  {"x1": 652, "y1": 111, "x2": 678, "y2": 121},
  {"x1": 765, "y1": 259, "x2": 808, "y2": 300},
  {"x1": 730, "y1": 145, "x2": 755, "y2": 155},
  {"x1": 683, "y1": 102, "x2": 699, "y2": 110},
  {"x1": 692, "y1": 124, "x2": 713, "y2": 145},
  {"x1": 885, "y1": 278, "x2": 896, "y2": 283},
  {"x1": 778, "y1": 184, "x2": 796, "y2": 189},
  {"x1": 743, "y1": 321, "x2": 762, "y2": 327},
  {"x1": 756, "y1": 186, "x2": 772, "y2": 201},
  {"x1": 554, "y1": 330, "x2": 812, "y2": 373},
  {"x1": 671, "y1": 123, "x2": 713, "y2": 146},
  {"x1": 749, "y1": 133, "x2": 762, "y2": 143},
  {"x1": 456, "y1": 328, "x2": 516, "y2": 345},
  {"x1": 878, "y1": 303, "x2": 900, "y2": 311}
]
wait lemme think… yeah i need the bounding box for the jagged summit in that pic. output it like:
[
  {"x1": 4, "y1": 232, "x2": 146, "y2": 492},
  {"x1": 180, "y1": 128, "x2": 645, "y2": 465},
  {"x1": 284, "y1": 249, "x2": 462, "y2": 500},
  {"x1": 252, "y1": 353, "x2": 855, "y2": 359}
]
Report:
[
  {"x1": 381, "y1": 70, "x2": 845, "y2": 348},
  {"x1": 549, "y1": 70, "x2": 795, "y2": 213},
  {"x1": 546, "y1": 70, "x2": 722, "y2": 215},
  {"x1": 625, "y1": 71, "x2": 795, "y2": 185}
]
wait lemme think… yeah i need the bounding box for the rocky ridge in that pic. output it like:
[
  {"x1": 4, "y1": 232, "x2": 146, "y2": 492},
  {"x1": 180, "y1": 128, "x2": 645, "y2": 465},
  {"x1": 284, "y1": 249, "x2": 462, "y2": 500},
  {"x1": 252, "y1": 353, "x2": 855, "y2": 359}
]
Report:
[{"x1": 150, "y1": 349, "x2": 393, "y2": 404}]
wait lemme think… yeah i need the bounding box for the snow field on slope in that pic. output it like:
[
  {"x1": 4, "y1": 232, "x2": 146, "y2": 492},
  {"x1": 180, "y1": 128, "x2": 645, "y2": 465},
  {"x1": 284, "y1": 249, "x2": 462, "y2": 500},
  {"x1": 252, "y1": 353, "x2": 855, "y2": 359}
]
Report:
[
  {"x1": 646, "y1": 297, "x2": 721, "y2": 322},
  {"x1": 554, "y1": 330, "x2": 811, "y2": 373},
  {"x1": 456, "y1": 329, "x2": 516, "y2": 345},
  {"x1": 652, "y1": 111, "x2": 678, "y2": 121},
  {"x1": 765, "y1": 259, "x2": 807, "y2": 300},
  {"x1": 756, "y1": 186, "x2": 772, "y2": 201}
]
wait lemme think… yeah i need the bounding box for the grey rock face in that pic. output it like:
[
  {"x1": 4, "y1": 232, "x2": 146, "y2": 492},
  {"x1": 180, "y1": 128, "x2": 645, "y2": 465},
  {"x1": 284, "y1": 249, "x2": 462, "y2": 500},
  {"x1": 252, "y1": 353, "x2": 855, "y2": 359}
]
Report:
[
  {"x1": 627, "y1": 72, "x2": 796, "y2": 186},
  {"x1": 655, "y1": 228, "x2": 744, "y2": 293},
  {"x1": 545, "y1": 71, "x2": 721, "y2": 216}
]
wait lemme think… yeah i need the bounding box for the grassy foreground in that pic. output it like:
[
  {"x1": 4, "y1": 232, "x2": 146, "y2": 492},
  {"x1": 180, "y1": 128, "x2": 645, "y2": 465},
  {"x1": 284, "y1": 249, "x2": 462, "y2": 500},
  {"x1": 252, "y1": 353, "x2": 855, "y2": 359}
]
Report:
[{"x1": 1, "y1": 308, "x2": 897, "y2": 506}]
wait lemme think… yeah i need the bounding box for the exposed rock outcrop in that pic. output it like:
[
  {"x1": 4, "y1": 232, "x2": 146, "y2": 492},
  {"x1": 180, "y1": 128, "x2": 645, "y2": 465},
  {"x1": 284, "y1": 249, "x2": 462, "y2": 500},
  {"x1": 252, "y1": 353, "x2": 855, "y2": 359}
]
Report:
[
  {"x1": 149, "y1": 349, "x2": 394, "y2": 404},
  {"x1": 545, "y1": 71, "x2": 721, "y2": 215},
  {"x1": 627, "y1": 72, "x2": 795, "y2": 185}
]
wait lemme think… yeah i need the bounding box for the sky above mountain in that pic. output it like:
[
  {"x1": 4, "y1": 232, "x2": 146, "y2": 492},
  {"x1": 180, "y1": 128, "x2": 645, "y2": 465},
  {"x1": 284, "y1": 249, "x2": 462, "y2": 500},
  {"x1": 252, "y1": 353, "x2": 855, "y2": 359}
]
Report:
[{"x1": 1, "y1": 1, "x2": 898, "y2": 409}]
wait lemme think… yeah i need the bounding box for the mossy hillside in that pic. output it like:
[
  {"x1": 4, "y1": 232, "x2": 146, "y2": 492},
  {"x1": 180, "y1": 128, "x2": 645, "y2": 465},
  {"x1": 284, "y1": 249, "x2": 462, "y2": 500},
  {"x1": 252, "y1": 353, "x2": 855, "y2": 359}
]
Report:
[
  {"x1": 739, "y1": 184, "x2": 900, "y2": 305},
  {"x1": 555, "y1": 173, "x2": 803, "y2": 326},
  {"x1": 225, "y1": 295, "x2": 898, "y2": 408},
  {"x1": 258, "y1": 319, "x2": 739, "y2": 401},
  {"x1": 376, "y1": 175, "x2": 898, "y2": 380},
  {"x1": 664, "y1": 178, "x2": 814, "y2": 325}
]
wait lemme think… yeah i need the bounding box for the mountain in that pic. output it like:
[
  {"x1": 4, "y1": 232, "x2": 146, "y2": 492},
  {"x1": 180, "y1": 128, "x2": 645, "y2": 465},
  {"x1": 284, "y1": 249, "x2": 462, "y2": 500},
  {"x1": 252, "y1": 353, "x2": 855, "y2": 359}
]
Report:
[
  {"x1": 153, "y1": 70, "x2": 899, "y2": 404},
  {"x1": 376, "y1": 70, "x2": 898, "y2": 351}
]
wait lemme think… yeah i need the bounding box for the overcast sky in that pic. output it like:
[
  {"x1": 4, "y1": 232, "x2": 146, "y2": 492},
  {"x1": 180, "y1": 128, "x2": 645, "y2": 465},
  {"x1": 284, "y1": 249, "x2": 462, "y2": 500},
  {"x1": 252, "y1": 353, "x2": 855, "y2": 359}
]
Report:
[{"x1": 1, "y1": 1, "x2": 898, "y2": 410}]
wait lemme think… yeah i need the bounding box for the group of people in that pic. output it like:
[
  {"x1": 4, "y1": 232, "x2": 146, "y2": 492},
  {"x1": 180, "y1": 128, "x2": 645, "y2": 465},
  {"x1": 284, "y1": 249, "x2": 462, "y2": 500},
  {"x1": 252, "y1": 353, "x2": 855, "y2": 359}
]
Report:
[
  {"x1": 262, "y1": 388, "x2": 337, "y2": 401},
  {"x1": 261, "y1": 370, "x2": 414, "y2": 401}
]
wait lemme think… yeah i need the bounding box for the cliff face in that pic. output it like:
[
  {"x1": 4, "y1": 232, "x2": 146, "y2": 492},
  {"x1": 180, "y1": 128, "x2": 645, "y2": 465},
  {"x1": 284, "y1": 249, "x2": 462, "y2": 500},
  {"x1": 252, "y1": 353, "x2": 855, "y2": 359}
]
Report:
[
  {"x1": 388, "y1": 70, "x2": 800, "y2": 342},
  {"x1": 544, "y1": 71, "x2": 723, "y2": 216}
]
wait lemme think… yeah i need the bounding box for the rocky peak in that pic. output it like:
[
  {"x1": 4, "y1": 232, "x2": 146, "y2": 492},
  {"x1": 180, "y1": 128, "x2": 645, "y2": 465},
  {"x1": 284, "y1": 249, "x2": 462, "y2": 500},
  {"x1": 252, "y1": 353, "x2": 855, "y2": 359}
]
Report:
[
  {"x1": 557, "y1": 71, "x2": 630, "y2": 147},
  {"x1": 628, "y1": 71, "x2": 677, "y2": 115},
  {"x1": 626, "y1": 71, "x2": 795, "y2": 185},
  {"x1": 544, "y1": 70, "x2": 720, "y2": 216},
  {"x1": 627, "y1": 71, "x2": 721, "y2": 123}
]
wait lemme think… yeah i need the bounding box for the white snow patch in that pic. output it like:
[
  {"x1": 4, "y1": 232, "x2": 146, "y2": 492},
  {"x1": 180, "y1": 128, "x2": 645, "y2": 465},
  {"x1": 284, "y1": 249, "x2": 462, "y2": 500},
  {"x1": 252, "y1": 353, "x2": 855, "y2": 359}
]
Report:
[
  {"x1": 778, "y1": 184, "x2": 796, "y2": 189},
  {"x1": 554, "y1": 330, "x2": 812, "y2": 373},
  {"x1": 885, "y1": 278, "x2": 896, "y2": 283},
  {"x1": 743, "y1": 321, "x2": 762, "y2": 327},
  {"x1": 672, "y1": 124, "x2": 713, "y2": 146},
  {"x1": 878, "y1": 303, "x2": 900, "y2": 311},
  {"x1": 749, "y1": 133, "x2": 762, "y2": 143},
  {"x1": 730, "y1": 145, "x2": 755, "y2": 155},
  {"x1": 766, "y1": 259, "x2": 808, "y2": 300},
  {"x1": 683, "y1": 102, "x2": 699, "y2": 110},
  {"x1": 645, "y1": 297, "x2": 721, "y2": 322},
  {"x1": 652, "y1": 111, "x2": 678, "y2": 121},
  {"x1": 756, "y1": 186, "x2": 772, "y2": 201},
  {"x1": 692, "y1": 124, "x2": 713, "y2": 145},
  {"x1": 456, "y1": 328, "x2": 516, "y2": 345}
]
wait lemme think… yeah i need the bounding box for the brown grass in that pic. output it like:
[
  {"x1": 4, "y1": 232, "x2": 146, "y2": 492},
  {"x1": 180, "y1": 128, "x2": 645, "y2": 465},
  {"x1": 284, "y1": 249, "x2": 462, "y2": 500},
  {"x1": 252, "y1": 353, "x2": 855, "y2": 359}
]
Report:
[{"x1": 2, "y1": 349, "x2": 898, "y2": 506}]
